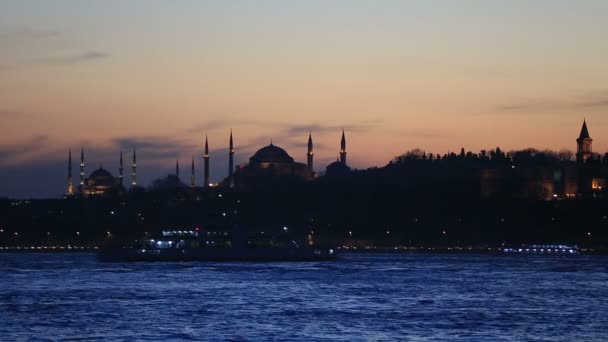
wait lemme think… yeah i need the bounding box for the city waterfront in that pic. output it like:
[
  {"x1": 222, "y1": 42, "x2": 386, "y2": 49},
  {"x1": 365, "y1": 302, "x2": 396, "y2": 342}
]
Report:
[{"x1": 1, "y1": 253, "x2": 606, "y2": 341}]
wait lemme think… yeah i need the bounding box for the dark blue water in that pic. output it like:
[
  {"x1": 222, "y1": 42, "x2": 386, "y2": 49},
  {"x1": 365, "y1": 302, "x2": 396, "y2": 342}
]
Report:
[{"x1": 1, "y1": 253, "x2": 607, "y2": 341}]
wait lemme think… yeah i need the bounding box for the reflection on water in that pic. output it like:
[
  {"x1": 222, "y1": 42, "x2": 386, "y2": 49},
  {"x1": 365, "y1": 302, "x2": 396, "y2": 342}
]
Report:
[{"x1": 1, "y1": 253, "x2": 607, "y2": 340}]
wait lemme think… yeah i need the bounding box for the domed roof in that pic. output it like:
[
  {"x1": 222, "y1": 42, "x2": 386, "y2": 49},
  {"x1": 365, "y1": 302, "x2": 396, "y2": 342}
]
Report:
[
  {"x1": 250, "y1": 143, "x2": 294, "y2": 164},
  {"x1": 88, "y1": 168, "x2": 117, "y2": 188},
  {"x1": 150, "y1": 175, "x2": 189, "y2": 191},
  {"x1": 326, "y1": 160, "x2": 351, "y2": 176},
  {"x1": 89, "y1": 168, "x2": 114, "y2": 179}
]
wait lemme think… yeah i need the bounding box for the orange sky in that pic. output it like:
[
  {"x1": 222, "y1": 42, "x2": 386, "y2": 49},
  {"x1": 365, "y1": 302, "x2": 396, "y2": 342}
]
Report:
[{"x1": 1, "y1": 1, "x2": 607, "y2": 197}]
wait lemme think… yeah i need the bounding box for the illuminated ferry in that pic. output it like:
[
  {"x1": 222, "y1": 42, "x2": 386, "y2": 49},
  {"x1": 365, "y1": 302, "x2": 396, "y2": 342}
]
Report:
[
  {"x1": 502, "y1": 244, "x2": 579, "y2": 254},
  {"x1": 98, "y1": 228, "x2": 336, "y2": 262}
]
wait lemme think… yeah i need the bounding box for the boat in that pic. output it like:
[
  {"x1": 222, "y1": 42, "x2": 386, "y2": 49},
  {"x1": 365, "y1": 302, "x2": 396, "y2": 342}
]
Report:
[
  {"x1": 98, "y1": 229, "x2": 337, "y2": 262},
  {"x1": 502, "y1": 244, "x2": 579, "y2": 255}
]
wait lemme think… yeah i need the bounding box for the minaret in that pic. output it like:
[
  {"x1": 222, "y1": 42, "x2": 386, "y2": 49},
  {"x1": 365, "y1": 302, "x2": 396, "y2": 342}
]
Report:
[
  {"x1": 576, "y1": 119, "x2": 593, "y2": 163},
  {"x1": 191, "y1": 157, "x2": 195, "y2": 187},
  {"x1": 175, "y1": 159, "x2": 180, "y2": 178},
  {"x1": 79, "y1": 147, "x2": 85, "y2": 193},
  {"x1": 204, "y1": 135, "x2": 210, "y2": 187},
  {"x1": 307, "y1": 133, "x2": 314, "y2": 173},
  {"x1": 118, "y1": 150, "x2": 124, "y2": 185},
  {"x1": 228, "y1": 130, "x2": 234, "y2": 182},
  {"x1": 339, "y1": 129, "x2": 347, "y2": 165},
  {"x1": 67, "y1": 149, "x2": 74, "y2": 196},
  {"x1": 131, "y1": 148, "x2": 137, "y2": 188}
]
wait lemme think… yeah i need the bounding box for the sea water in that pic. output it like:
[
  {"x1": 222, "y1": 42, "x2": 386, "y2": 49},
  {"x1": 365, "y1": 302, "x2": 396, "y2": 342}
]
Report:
[{"x1": 1, "y1": 253, "x2": 607, "y2": 341}]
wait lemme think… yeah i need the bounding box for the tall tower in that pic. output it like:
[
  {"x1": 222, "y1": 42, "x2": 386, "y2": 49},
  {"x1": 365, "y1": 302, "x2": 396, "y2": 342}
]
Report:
[
  {"x1": 576, "y1": 119, "x2": 593, "y2": 163},
  {"x1": 79, "y1": 147, "x2": 85, "y2": 193},
  {"x1": 118, "y1": 150, "x2": 124, "y2": 185},
  {"x1": 67, "y1": 149, "x2": 74, "y2": 196},
  {"x1": 339, "y1": 129, "x2": 347, "y2": 165},
  {"x1": 131, "y1": 148, "x2": 137, "y2": 188},
  {"x1": 191, "y1": 157, "x2": 195, "y2": 187},
  {"x1": 204, "y1": 135, "x2": 210, "y2": 187},
  {"x1": 228, "y1": 130, "x2": 234, "y2": 182},
  {"x1": 307, "y1": 133, "x2": 314, "y2": 173}
]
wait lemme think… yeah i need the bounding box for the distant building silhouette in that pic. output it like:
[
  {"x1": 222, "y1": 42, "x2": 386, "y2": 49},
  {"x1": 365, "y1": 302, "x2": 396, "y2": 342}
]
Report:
[
  {"x1": 340, "y1": 129, "x2": 347, "y2": 164},
  {"x1": 307, "y1": 133, "x2": 314, "y2": 173},
  {"x1": 84, "y1": 167, "x2": 124, "y2": 196},
  {"x1": 204, "y1": 135, "x2": 210, "y2": 187},
  {"x1": 191, "y1": 157, "x2": 196, "y2": 187},
  {"x1": 131, "y1": 148, "x2": 137, "y2": 188},
  {"x1": 228, "y1": 130, "x2": 234, "y2": 187},
  {"x1": 150, "y1": 174, "x2": 189, "y2": 192},
  {"x1": 474, "y1": 119, "x2": 605, "y2": 199},
  {"x1": 66, "y1": 130, "x2": 356, "y2": 194},
  {"x1": 118, "y1": 150, "x2": 124, "y2": 185},
  {"x1": 326, "y1": 130, "x2": 351, "y2": 177},
  {"x1": 67, "y1": 150, "x2": 126, "y2": 197},
  {"x1": 576, "y1": 119, "x2": 593, "y2": 163},
  {"x1": 79, "y1": 147, "x2": 85, "y2": 192},
  {"x1": 232, "y1": 137, "x2": 315, "y2": 188},
  {"x1": 66, "y1": 149, "x2": 73, "y2": 196}
]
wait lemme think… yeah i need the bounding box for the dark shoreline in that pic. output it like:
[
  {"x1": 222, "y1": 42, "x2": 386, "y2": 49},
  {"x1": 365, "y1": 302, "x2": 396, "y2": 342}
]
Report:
[{"x1": 2, "y1": 246, "x2": 608, "y2": 255}]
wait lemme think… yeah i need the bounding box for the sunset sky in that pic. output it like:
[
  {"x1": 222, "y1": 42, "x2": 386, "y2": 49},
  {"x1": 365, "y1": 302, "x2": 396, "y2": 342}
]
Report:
[{"x1": 1, "y1": 0, "x2": 607, "y2": 198}]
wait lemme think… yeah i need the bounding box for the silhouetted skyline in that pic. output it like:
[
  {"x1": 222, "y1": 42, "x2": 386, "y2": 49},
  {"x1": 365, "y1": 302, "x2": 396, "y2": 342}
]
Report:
[{"x1": 2, "y1": 1, "x2": 608, "y2": 197}]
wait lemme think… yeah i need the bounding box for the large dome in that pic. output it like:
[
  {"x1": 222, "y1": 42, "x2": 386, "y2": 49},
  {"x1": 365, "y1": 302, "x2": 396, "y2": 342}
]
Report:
[
  {"x1": 89, "y1": 168, "x2": 114, "y2": 179},
  {"x1": 325, "y1": 160, "x2": 351, "y2": 177},
  {"x1": 150, "y1": 175, "x2": 189, "y2": 191},
  {"x1": 250, "y1": 144, "x2": 294, "y2": 164},
  {"x1": 88, "y1": 168, "x2": 117, "y2": 188}
]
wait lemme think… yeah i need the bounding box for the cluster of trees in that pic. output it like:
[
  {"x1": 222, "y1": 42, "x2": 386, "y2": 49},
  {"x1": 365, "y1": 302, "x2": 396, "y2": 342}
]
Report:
[
  {"x1": 389, "y1": 147, "x2": 608, "y2": 167},
  {"x1": 390, "y1": 147, "x2": 574, "y2": 166}
]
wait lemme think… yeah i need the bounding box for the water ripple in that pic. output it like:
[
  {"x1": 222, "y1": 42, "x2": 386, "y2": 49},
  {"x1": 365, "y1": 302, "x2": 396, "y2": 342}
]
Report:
[{"x1": 0, "y1": 252, "x2": 607, "y2": 341}]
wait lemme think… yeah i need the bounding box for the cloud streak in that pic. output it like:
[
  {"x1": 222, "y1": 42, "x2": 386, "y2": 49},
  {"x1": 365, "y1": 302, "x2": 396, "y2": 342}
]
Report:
[
  {"x1": 186, "y1": 118, "x2": 284, "y2": 135},
  {"x1": 498, "y1": 92, "x2": 608, "y2": 112},
  {"x1": 574, "y1": 97, "x2": 608, "y2": 109},
  {"x1": 286, "y1": 120, "x2": 380, "y2": 136},
  {"x1": 0, "y1": 135, "x2": 49, "y2": 165},
  {"x1": 112, "y1": 136, "x2": 198, "y2": 162},
  {"x1": 189, "y1": 118, "x2": 379, "y2": 137},
  {"x1": 0, "y1": 28, "x2": 58, "y2": 41},
  {"x1": 37, "y1": 50, "x2": 109, "y2": 66}
]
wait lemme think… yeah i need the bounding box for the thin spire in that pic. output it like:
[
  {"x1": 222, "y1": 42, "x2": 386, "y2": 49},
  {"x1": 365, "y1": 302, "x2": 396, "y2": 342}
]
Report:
[
  {"x1": 119, "y1": 150, "x2": 124, "y2": 185},
  {"x1": 204, "y1": 135, "x2": 210, "y2": 187},
  {"x1": 68, "y1": 149, "x2": 72, "y2": 178},
  {"x1": 307, "y1": 133, "x2": 314, "y2": 173},
  {"x1": 67, "y1": 149, "x2": 73, "y2": 195},
  {"x1": 339, "y1": 129, "x2": 347, "y2": 165},
  {"x1": 579, "y1": 119, "x2": 591, "y2": 139},
  {"x1": 191, "y1": 156, "x2": 195, "y2": 187},
  {"x1": 308, "y1": 132, "x2": 313, "y2": 149},
  {"x1": 576, "y1": 118, "x2": 593, "y2": 163},
  {"x1": 79, "y1": 146, "x2": 85, "y2": 190},
  {"x1": 131, "y1": 147, "x2": 137, "y2": 187},
  {"x1": 228, "y1": 130, "x2": 235, "y2": 183},
  {"x1": 176, "y1": 159, "x2": 180, "y2": 178},
  {"x1": 204, "y1": 134, "x2": 209, "y2": 156},
  {"x1": 229, "y1": 129, "x2": 234, "y2": 152}
]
